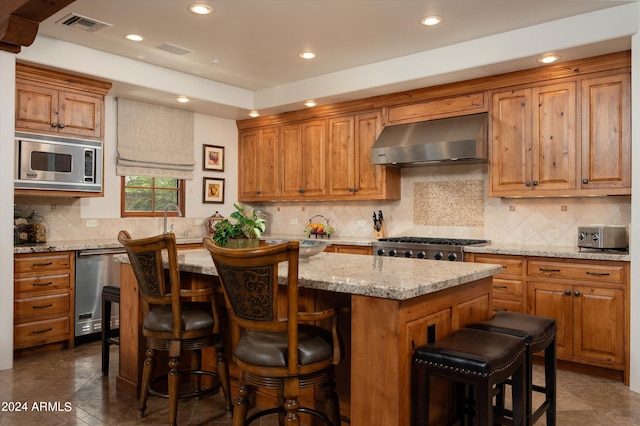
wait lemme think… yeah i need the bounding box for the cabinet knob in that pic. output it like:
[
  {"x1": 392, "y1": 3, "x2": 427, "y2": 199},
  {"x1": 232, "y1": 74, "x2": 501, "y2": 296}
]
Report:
[
  {"x1": 298, "y1": 189, "x2": 305, "y2": 193},
  {"x1": 348, "y1": 187, "x2": 354, "y2": 192},
  {"x1": 564, "y1": 290, "x2": 571, "y2": 296},
  {"x1": 583, "y1": 178, "x2": 589, "y2": 184},
  {"x1": 574, "y1": 291, "x2": 581, "y2": 297},
  {"x1": 58, "y1": 123, "x2": 65, "y2": 129},
  {"x1": 353, "y1": 187, "x2": 359, "y2": 192},
  {"x1": 51, "y1": 123, "x2": 58, "y2": 128},
  {"x1": 532, "y1": 180, "x2": 539, "y2": 186},
  {"x1": 255, "y1": 191, "x2": 261, "y2": 195},
  {"x1": 525, "y1": 181, "x2": 531, "y2": 187}
]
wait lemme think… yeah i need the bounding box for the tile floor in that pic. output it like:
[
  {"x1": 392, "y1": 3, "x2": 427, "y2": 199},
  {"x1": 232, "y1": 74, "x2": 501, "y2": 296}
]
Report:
[{"x1": 0, "y1": 340, "x2": 639, "y2": 425}]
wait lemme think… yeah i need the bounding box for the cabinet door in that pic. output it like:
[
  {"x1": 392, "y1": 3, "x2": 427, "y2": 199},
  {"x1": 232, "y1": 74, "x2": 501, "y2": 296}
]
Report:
[
  {"x1": 15, "y1": 82, "x2": 58, "y2": 133},
  {"x1": 327, "y1": 115, "x2": 355, "y2": 196},
  {"x1": 490, "y1": 88, "x2": 532, "y2": 194},
  {"x1": 57, "y1": 91, "x2": 103, "y2": 138},
  {"x1": 528, "y1": 281, "x2": 573, "y2": 357},
  {"x1": 581, "y1": 73, "x2": 631, "y2": 191},
  {"x1": 531, "y1": 82, "x2": 576, "y2": 191},
  {"x1": 238, "y1": 128, "x2": 280, "y2": 200},
  {"x1": 353, "y1": 111, "x2": 385, "y2": 197},
  {"x1": 280, "y1": 124, "x2": 303, "y2": 197},
  {"x1": 573, "y1": 285, "x2": 624, "y2": 366},
  {"x1": 281, "y1": 121, "x2": 327, "y2": 198}
]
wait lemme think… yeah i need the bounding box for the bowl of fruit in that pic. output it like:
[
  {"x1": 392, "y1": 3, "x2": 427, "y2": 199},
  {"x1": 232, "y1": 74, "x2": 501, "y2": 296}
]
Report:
[{"x1": 304, "y1": 215, "x2": 335, "y2": 239}]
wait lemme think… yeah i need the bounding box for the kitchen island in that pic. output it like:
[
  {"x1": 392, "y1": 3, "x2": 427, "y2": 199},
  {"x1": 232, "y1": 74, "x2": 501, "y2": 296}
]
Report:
[{"x1": 115, "y1": 248, "x2": 501, "y2": 425}]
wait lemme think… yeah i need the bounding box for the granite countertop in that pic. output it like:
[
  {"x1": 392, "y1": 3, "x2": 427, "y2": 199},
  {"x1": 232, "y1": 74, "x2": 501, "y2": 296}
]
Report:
[
  {"x1": 13, "y1": 234, "x2": 371, "y2": 254},
  {"x1": 14, "y1": 236, "x2": 630, "y2": 262},
  {"x1": 463, "y1": 243, "x2": 630, "y2": 262},
  {"x1": 114, "y1": 249, "x2": 501, "y2": 301}
]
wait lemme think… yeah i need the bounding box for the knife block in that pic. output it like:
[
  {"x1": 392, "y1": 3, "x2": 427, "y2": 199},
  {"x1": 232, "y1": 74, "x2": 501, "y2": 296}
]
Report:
[{"x1": 374, "y1": 223, "x2": 387, "y2": 240}]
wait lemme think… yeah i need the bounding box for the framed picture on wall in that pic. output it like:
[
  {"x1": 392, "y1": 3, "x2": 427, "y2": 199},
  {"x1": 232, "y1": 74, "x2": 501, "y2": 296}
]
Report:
[
  {"x1": 203, "y1": 177, "x2": 225, "y2": 204},
  {"x1": 203, "y1": 144, "x2": 224, "y2": 171}
]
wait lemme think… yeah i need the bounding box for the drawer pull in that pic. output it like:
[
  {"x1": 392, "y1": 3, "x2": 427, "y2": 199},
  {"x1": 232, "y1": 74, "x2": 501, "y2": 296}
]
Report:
[
  {"x1": 493, "y1": 285, "x2": 508, "y2": 289},
  {"x1": 492, "y1": 307, "x2": 507, "y2": 311},
  {"x1": 32, "y1": 304, "x2": 53, "y2": 309},
  {"x1": 32, "y1": 262, "x2": 53, "y2": 268},
  {"x1": 586, "y1": 271, "x2": 610, "y2": 276},
  {"x1": 539, "y1": 268, "x2": 561, "y2": 273},
  {"x1": 32, "y1": 328, "x2": 53, "y2": 335},
  {"x1": 32, "y1": 281, "x2": 53, "y2": 287}
]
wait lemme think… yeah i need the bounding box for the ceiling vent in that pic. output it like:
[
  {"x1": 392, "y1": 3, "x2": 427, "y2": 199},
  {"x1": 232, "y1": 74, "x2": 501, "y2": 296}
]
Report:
[
  {"x1": 156, "y1": 42, "x2": 192, "y2": 56},
  {"x1": 57, "y1": 13, "x2": 112, "y2": 33}
]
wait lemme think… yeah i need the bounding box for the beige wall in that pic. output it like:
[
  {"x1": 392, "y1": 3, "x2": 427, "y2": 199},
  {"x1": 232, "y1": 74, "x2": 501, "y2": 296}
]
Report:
[{"x1": 18, "y1": 161, "x2": 630, "y2": 247}]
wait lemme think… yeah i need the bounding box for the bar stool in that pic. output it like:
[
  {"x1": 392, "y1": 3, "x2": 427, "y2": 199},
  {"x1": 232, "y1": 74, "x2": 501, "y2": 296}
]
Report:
[
  {"x1": 467, "y1": 312, "x2": 556, "y2": 426},
  {"x1": 412, "y1": 328, "x2": 527, "y2": 426},
  {"x1": 101, "y1": 285, "x2": 120, "y2": 376}
]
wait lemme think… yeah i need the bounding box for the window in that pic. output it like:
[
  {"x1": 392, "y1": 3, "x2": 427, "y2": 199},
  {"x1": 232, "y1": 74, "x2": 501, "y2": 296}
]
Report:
[{"x1": 121, "y1": 176, "x2": 186, "y2": 217}]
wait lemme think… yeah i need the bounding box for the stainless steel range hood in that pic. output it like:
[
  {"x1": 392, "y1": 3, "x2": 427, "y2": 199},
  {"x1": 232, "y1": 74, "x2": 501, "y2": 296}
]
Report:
[{"x1": 371, "y1": 113, "x2": 488, "y2": 167}]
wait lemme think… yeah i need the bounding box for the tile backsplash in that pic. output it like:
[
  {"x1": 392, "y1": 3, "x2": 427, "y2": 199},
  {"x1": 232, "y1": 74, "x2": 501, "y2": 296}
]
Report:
[{"x1": 15, "y1": 163, "x2": 631, "y2": 248}]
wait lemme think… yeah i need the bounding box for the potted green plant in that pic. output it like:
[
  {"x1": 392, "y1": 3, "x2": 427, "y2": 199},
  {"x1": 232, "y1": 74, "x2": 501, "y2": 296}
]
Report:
[{"x1": 211, "y1": 203, "x2": 266, "y2": 248}]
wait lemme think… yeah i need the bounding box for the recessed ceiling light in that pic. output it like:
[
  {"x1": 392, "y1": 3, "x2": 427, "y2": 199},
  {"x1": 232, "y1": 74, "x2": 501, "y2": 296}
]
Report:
[
  {"x1": 248, "y1": 110, "x2": 260, "y2": 118},
  {"x1": 176, "y1": 96, "x2": 190, "y2": 103},
  {"x1": 304, "y1": 100, "x2": 317, "y2": 107},
  {"x1": 299, "y1": 52, "x2": 316, "y2": 60},
  {"x1": 189, "y1": 4, "x2": 212, "y2": 15},
  {"x1": 420, "y1": 16, "x2": 443, "y2": 26},
  {"x1": 537, "y1": 55, "x2": 560, "y2": 64},
  {"x1": 126, "y1": 34, "x2": 144, "y2": 42}
]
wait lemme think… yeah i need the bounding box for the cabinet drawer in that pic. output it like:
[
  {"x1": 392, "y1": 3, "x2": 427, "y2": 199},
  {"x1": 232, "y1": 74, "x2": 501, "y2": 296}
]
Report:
[
  {"x1": 14, "y1": 317, "x2": 69, "y2": 350},
  {"x1": 386, "y1": 92, "x2": 486, "y2": 125},
  {"x1": 492, "y1": 298, "x2": 524, "y2": 313},
  {"x1": 528, "y1": 260, "x2": 624, "y2": 283},
  {"x1": 15, "y1": 253, "x2": 71, "y2": 274},
  {"x1": 474, "y1": 255, "x2": 523, "y2": 276},
  {"x1": 14, "y1": 273, "x2": 71, "y2": 294},
  {"x1": 492, "y1": 278, "x2": 523, "y2": 297},
  {"x1": 15, "y1": 294, "x2": 70, "y2": 320}
]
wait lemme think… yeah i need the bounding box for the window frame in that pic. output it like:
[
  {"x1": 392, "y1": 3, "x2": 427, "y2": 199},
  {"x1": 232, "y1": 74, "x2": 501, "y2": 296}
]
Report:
[{"x1": 120, "y1": 176, "x2": 186, "y2": 218}]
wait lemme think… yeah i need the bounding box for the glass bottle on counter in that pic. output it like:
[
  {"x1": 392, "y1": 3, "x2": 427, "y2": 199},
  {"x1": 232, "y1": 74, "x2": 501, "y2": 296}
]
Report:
[{"x1": 27, "y1": 210, "x2": 47, "y2": 243}]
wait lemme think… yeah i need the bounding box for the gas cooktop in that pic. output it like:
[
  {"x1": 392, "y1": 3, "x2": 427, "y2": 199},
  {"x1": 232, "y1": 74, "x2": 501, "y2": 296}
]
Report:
[{"x1": 372, "y1": 236, "x2": 489, "y2": 261}]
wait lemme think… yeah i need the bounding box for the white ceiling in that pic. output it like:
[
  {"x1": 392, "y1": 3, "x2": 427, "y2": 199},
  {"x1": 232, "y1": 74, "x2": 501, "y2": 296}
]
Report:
[{"x1": 32, "y1": 0, "x2": 636, "y2": 120}]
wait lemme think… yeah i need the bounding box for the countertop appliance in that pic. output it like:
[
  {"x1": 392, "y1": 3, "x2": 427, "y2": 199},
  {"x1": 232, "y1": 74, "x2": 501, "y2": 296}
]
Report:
[
  {"x1": 15, "y1": 132, "x2": 103, "y2": 192},
  {"x1": 578, "y1": 226, "x2": 628, "y2": 250},
  {"x1": 372, "y1": 237, "x2": 489, "y2": 261},
  {"x1": 75, "y1": 247, "x2": 124, "y2": 338}
]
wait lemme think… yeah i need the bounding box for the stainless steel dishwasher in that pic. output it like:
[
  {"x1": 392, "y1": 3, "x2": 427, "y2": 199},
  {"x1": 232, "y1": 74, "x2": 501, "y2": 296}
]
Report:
[{"x1": 75, "y1": 248, "x2": 125, "y2": 338}]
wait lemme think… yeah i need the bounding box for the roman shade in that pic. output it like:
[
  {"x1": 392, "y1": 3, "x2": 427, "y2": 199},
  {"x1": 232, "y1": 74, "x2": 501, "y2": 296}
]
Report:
[{"x1": 116, "y1": 98, "x2": 195, "y2": 179}]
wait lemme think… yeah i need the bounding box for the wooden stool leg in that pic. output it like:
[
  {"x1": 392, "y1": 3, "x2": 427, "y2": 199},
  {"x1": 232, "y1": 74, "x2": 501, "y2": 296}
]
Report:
[
  {"x1": 139, "y1": 347, "x2": 156, "y2": 418},
  {"x1": 191, "y1": 349, "x2": 202, "y2": 393},
  {"x1": 215, "y1": 344, "x2": 233, "y2": 415},
  {"x1": 411, "y1": 361, "x2": 430, "y2": 426},
  {"x1": 232, "y1": 382, "x2": 250, "y2": 426},
  {"x1": 545, "y1": 339, "x2": 557, "y2": 426},
  {"x1": 101, "y1": 295, "x2": 111, "y2": 376},
  {"x1": 168, "y1": 356, "x2": 180, "y2": 426},
  {"x1": 323, "y1": 375, "x2": 340, "y2": 426}
]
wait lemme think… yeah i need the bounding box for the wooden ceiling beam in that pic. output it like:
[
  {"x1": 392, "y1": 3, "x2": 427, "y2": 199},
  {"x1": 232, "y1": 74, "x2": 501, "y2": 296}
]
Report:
[{"x1": 0, "y1": 0, "x2": 74, "y2": 53}]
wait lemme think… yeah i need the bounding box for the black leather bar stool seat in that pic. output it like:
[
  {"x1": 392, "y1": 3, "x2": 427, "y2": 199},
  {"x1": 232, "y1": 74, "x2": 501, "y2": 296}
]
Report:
[
  {"x1": 101, "y1": 285, "x2": 120, "y2": 376},
  {"x1": 467, "y1": 312, "x2": 556, "y2": 426},
  {"x1": 412, "y1": 328, "x2": 527, "y2": 426}
]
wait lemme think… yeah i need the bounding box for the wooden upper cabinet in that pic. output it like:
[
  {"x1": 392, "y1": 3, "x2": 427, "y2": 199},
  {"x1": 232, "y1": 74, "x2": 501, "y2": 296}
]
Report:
[
  {"x1": 15, "y1": 64, "x2": 110, "y2": 140},
  {"x1": 238, "y1": 127, "x2": 280, "y2": 201},
  {"x1": 281, "y1": 120, "x2": 327, "y2": 198},
  {"x1": 385, "y1": 91, "x2": 487, "y2": 125},
  {"x1": 328, "y1": 111, "x2": 400, "y2": 200},
  {"x1": 490, "y1": 81, "x2": 577, "y2": 196},
  {"x1": 580, "y1": 73, "x2": 631, "y2": 193}
]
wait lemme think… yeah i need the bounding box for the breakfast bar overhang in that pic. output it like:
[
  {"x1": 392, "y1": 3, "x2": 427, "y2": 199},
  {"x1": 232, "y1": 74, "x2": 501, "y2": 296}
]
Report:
[{"x1": 114, "y1": 248, "x2": 501, "y2": 425}]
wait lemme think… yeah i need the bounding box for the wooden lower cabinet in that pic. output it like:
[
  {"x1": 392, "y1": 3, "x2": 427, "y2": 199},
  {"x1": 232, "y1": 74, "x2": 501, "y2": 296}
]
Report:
[
  {"x1": 472, "y1": 253, "x2": 629, "y2": 382},
  {"x1": 324, "y1": 244, "x2": 372, "y2": 255},
  {"x1": 467, "y1": 253, "x2": 525, "y2": 313},
  {"x1": 13, "y1": 251, "x2": 75, "y2": 354}
]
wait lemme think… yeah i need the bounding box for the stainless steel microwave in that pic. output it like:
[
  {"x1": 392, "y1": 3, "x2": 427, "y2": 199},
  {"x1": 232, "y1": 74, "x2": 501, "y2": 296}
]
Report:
[{"x1": 14, "y1": 132, "x2": 103, "y2": 192}]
